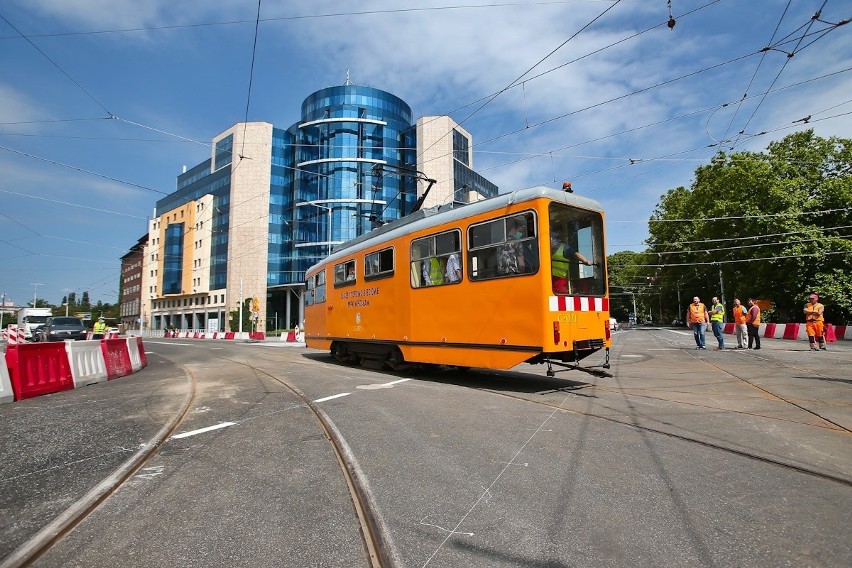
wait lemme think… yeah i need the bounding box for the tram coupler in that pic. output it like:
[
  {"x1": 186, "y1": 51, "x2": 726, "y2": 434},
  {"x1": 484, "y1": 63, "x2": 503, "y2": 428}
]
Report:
[{"x1": 544, "y1": 357, "x2": 611, "y2": 379}]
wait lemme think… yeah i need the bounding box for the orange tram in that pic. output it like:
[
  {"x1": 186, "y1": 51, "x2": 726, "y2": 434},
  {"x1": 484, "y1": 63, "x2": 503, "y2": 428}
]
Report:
[{"x1": 304, "y1": 185, "x2": 611, "y2": 376}]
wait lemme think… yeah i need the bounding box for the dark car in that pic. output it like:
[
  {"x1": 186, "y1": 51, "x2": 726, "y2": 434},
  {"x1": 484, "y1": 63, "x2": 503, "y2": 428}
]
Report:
[{"x1": 43, "y1": 317, "x2": 87, "y2": 342}]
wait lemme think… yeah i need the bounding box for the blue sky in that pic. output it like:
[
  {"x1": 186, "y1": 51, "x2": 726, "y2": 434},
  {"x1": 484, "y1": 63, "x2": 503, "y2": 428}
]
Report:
[{"x1": 1, "y1": 0, "x2": 849, "y2": 307}]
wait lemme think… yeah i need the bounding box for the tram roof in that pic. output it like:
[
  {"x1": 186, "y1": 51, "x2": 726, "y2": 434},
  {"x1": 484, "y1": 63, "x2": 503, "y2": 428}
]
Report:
[{"x1": 318, "y1": 185, "x2": 604, "y2": 266}]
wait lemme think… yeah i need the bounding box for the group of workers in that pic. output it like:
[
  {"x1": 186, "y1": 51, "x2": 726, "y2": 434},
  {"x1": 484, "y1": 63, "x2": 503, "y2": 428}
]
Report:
[{"x1": 687, "y1": 294, "x2": 827, "y2": 351}]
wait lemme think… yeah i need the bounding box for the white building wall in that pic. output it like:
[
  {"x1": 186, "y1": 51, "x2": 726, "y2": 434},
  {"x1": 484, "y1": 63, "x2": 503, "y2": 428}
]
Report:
[
  {"x1": 416, "y1": 116, "x2": 473, "y2": 209},
  {"x1": 218, "y1": 122, "x2": 273, "y2": 332}
]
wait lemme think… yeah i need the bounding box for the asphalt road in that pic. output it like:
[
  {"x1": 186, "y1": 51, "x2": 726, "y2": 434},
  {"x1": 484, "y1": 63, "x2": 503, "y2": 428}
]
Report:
[{"x1": 1, "y1": 328, "x2": 850, "y2": 567}]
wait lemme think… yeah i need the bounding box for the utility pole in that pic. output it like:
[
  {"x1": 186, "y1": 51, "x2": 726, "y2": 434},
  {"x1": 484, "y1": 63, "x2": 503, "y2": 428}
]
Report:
[
  {"x1": 718, "y1": 266, "x2": 726, "y2": 321},
  {"x1": 31, "y1": 282, "x2": 43, "y2": 307}
]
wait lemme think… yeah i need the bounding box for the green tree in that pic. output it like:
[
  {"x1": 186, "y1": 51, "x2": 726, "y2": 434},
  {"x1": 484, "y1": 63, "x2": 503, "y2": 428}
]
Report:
[
  {"x1": 81, "y1": 291, "x2": 91, "y2": 308},
  {"x1": 643, "y1": 130, "x2": 852, "y2": 322},
  {"x1": 229, "y1": 298, "x2": 254, "y2": 332}
]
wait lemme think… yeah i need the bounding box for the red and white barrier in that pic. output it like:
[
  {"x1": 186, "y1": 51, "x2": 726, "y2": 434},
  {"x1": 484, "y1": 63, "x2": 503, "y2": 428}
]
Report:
[
  {"x1": 6, "y1": 342, "x2": 75, "y2": 400},
  {"x1": 66, "y1": 340, "x2": 109, "y2": 387},
  {"x1": 2, "y1": 337, "x2": 148, "y2": 403},
  {"x1": 5, "y1": 325, "x2": 25, "y2": 345},
  {"x1": 1, "y1": 348, "x2": 13, "y2": 404},
  {"x1": 722, "y1": 322, "x2": 846, "y2": 342}
]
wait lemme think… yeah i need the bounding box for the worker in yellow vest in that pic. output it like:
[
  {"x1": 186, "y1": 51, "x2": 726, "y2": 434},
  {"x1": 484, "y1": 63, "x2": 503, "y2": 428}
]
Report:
[
  {"x1": 710, "y1": 296, "x2": 725, "y2": 350},
  {"x1": 93, "y1": 316, "x2": 107, "y2": 339},
  {"x1": 803, "y1": 293, "x2": 826, "y2": 351},
  {"x1": 687, "y1": 296, "x2": 710, "y2": 350}
]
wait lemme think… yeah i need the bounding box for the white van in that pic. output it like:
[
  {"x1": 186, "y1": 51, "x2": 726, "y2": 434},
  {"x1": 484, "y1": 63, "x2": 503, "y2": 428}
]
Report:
[{"x1": 17, "y1": 307, "x2": 54, "y2": 340}]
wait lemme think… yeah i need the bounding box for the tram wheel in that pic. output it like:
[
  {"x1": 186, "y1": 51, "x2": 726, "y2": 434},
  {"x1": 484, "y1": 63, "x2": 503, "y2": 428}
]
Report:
[
  {"x1": 386, "y1": 347, "x2": 406, "y2": 371},
  {"x1": 331, "y1": 341, "x2": 350, "y2": 363}
]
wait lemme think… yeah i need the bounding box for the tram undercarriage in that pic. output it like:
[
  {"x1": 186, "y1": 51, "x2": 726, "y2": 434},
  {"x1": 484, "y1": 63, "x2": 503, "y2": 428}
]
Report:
[{"x1": 330, "y1": 339, "x2": 610, "y2": 377}]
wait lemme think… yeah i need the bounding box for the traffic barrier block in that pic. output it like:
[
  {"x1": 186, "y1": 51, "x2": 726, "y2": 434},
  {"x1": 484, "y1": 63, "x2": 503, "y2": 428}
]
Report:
[
  {"x1": 249, "y1": 332, "x2": 265, "y2": 341},
  {"x1": 285, "y1": 330, "x2": 296, "y2": 342},
  {"x1": 763, "y1": 323, "x2": 777, "y2": 338},
  {"x1": 782, "y1": 323, "x2": 799, "y2": 340},
  {"x1": 225, "y1": 332, "x2": 235, "y2": 340},
  {"x1": 825, "y1": 324, "x2": 837, "y2": 343},
  {"x1": 135, "y1": 336, "x2": 148, "y2": 368},
  {"x1": 723, "y1": 323, "x2": 734, "y2": 334},
  {"x1": 7, "y1": 342, "x2": 74, "y2": 400},
  {"x1": 101, "y1": 338, "x2": 133, "y2": 380},
  {"x1": 1, "y1": 347, "x2": 13, "y2": 404},
  {"x1": 193, "y1": 332, "x2": 199, "y2": 339},
  {"x1": 65, "y1": 340, "x2": 108, "y2": 387},
  {"x1": 126, "y1": 337, "x2": 143, "y2": 372}
]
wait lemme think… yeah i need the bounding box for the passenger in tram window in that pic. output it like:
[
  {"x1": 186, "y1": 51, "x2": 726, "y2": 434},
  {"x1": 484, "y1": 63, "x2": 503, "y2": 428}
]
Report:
[
  {"x1": 445, "y1": 252, "x2": 462, "y2": 283},
  {"x1": 345, "y1": 265, "x2": 355, "y2": 281},
  {"x1": 550, "y1": 226, "x2": 593, "y2": 294},
  {"x1": 498, "y1": 218, "x2": 526, "y2": 275},
  {"x1": 422, "y1": 257, "x2": 444, "y2": 286}
]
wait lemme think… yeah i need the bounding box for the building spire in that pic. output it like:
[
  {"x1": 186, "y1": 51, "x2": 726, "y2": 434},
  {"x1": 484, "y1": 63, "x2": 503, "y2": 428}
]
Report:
[{"x1": 345, "y1": 69, "x2": 351, "y2": 86}]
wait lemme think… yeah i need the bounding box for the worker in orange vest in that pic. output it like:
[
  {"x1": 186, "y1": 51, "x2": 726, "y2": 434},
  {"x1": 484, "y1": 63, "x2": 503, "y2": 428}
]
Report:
[
  {"x1": 745, "y1": 298, "x2": 761, "y2": 350},
  {"x1": 731, "y1": 298, "x2": 748, "y2": 349},
  {"x1": 687, "y1": 296, "x2": 710, "y2": 350},
  {"x1": 803, "y1": 293, "x2": 826, "y2": 351}
]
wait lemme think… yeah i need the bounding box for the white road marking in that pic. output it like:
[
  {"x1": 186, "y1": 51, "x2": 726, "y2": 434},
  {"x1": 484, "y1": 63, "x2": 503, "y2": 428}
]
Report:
[
  {"x1": 314, "y1": 393, "x2": 351, "y2": 403},
  {"x1": 357, "y1": 378, "x2": 413, "y2": 390},
  {"x1": 170, "y1": 422, "x2": 236, "y2": 440}
]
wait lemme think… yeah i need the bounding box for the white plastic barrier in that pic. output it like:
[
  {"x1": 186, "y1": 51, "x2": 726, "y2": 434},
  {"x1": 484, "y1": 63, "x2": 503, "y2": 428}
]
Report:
[
  {"x1": 65, "y1": 340, "x2": 109, "y2": 387},
  {"x1": 126, "y1": 336, "x2": 143, "y2": 372},
  {"x1": 1, "y1": 346, "x2": 13, "y2": 404}
]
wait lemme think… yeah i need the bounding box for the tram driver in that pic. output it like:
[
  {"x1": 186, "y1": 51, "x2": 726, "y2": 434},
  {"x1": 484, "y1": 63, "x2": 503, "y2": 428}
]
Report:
[{"x1": 550, "y1": 225, "x2": 594, "y2": 294}]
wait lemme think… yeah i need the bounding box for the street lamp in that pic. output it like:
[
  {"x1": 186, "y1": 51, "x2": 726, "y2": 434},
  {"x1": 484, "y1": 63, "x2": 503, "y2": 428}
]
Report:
[{"x1": 63, "y1": 302, "x2": 68, "y2": 316}]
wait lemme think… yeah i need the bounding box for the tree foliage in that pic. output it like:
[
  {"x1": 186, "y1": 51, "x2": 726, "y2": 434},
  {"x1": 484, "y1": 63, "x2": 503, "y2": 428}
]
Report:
[{"x1": 627, "y1": 130, "x2": 852, "y2": 323}]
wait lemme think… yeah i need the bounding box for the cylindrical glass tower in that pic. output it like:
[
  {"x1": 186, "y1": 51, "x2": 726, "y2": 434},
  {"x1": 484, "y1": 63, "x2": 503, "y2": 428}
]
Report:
[{"x1": 290, "y1": 85, "x2": 417, "y2": 275}]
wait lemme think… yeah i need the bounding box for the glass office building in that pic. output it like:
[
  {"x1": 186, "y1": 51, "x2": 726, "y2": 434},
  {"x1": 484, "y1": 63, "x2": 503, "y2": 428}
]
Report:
[
  {"x1": 142, "y1": 84, "x2": 495, "y2": 334},
  {"x1": 270, "y1": 85, "x2": 417, "y2": 289}
]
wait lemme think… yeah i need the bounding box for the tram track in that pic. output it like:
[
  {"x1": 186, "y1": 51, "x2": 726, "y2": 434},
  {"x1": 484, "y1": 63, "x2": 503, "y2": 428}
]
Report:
[
  {"x1": 3, "y1": 350, "x2": 392, "y2": 568},
  {"x1": 227, "y1": 357, "x2": 394, "y2": 568},
  {"x1": 473, "y1": 380, "x2": 852, "y2": 487},
  {"x1": 1, "y1": 363, "x2": 199, "y2": 568},
  {"x1": 649, "y1": 331, "x2": 852, "y2": 434}
]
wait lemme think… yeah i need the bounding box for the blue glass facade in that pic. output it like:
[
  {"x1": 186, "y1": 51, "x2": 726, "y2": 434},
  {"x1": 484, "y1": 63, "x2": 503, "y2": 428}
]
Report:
[
  {"x1": 268, "y1": 127, "x2": 296, "y2": 286},
  {"x1": 269, "y1": 85, "x2": 417, "y2": 287},
  {"x1": 157, "y1": 159, "x2": 231, "y2": 290},
  {"x1": 162, "y1": 223, "x2": 185, "y2": 294},
  {"x1": 155, "y1": 85, "x2": 494, "y2": 312}
]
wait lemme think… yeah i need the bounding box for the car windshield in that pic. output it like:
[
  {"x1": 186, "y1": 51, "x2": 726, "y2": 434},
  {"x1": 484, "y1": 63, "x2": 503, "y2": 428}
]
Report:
[{"x1": 50, "y1": 317, "x2": 84, "y2": 329}]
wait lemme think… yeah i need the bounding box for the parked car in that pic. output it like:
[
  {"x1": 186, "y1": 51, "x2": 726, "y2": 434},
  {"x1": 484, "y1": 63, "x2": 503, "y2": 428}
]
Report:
[
  {"x1": 43, "y1": 317, "x2": 87, "y2": 341},
  {"x1": 31, "y1": 325, "x2": 46, "y2": 342},
  {"x1": 609, "y1": 317, "x2": 619, "y2": 331}
]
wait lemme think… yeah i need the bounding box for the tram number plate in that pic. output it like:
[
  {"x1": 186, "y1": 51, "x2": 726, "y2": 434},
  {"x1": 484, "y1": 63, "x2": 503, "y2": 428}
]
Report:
[{"x1": 557, "y1": 314, "x2": 578, "y2": 323}]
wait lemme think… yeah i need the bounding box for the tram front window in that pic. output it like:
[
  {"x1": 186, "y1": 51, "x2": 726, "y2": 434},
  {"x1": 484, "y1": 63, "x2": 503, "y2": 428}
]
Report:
[{"x1": 548, "y1": 205, "x2": 605, "y2": 296}]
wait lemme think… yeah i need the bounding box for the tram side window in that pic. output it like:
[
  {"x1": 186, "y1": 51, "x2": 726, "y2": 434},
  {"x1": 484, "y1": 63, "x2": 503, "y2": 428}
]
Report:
[
  {"x1": 315, "y1": 270, "x2": 327, "y2": 303},
  {"x1": 410, "y1": 229, "x2": 462, "y2": 288},
  {"x1": 548, "y1": 204, "x2": 605, "y2": 296},
  {"x1": 306, "y1": 271, "x2": 326, "y2": 304},
  {"x1": 365, "y1": 247, "x2": 394, "y2": 280},
  {"x1": 334, "y1": 260, "x2": 356, "y2": 287},
  {"x1": 305, "y1": 275, "x2": 315, "y2": 306},
  {"x1": 467, "y1": 212, "x2": 538, "y2": 281}
]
